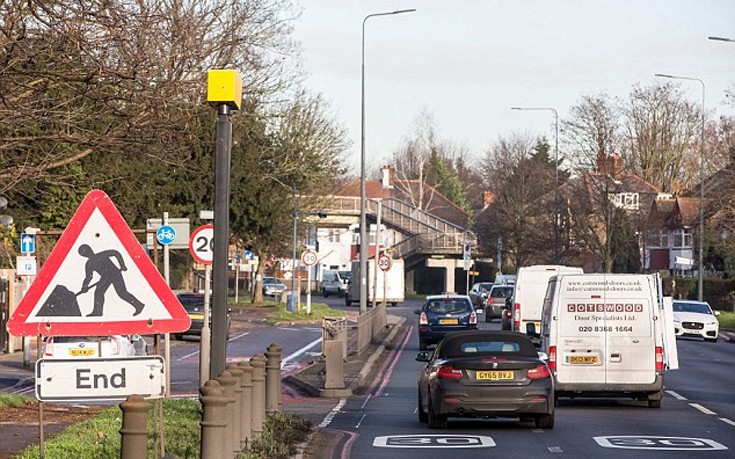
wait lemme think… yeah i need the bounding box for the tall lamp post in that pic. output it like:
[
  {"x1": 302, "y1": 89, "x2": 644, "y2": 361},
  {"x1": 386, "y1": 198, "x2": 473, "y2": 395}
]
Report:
[
  {"x1": 511, "y1": 106, "x2": 560, "y2": 260},
  {"x1": 655, "y1": 73, "x2": 706, "y2": 301},
  {"x1": 708, "y1": 36, "x2": 735, "y2": 43},
  {"x1": 360, "y1": 8, "x2": 415, "y2": 315}
]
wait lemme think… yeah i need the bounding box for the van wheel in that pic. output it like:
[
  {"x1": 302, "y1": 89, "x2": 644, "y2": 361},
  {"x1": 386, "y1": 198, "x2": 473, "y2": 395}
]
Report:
[
  {"x1": 322, "y1": 288, "x2": 328, "y2": 297},
  {"x1": 534, "y1": 412, "x2": 554, "y2": 429},
  {"x1": 648, "y1": 397, "x2": 662, "y2": 408}
]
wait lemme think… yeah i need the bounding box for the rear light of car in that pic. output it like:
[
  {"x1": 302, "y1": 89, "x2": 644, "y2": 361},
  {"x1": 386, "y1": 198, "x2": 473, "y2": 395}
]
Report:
[
  {"x1": 527, "y1": 364, "x2": 551, "y2": 380},
  {"x1": 513, "y1": 302, "x2": 521, "y2": 330},
  {"x1": 44, "y1": 338, "x2": 54, "y2": 357},
  {"x1": 437, "y1": 364, "x2": 463, "y2": 381},
  {"x1": 469, "y1": 312, "x2": 477, "y2": 324},
  {"x1": 419, "y1": 312, "x2": 428, "y2": 325},
  {"x1": 548, "y1": 346, "x2": 557, "y2": 371},
  {"x1": 655, "y1": 346, "x2": 664, "y2": 372}
]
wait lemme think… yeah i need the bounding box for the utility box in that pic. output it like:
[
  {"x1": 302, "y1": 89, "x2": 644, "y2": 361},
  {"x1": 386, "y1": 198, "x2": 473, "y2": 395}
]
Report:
[{"x1": 207, "y1": 69, "x2": 242, "y2": 110}]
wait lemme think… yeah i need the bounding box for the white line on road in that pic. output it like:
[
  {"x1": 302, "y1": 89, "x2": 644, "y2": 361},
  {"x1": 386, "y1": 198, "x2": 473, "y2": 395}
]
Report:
[
  {"x1": 690, "y1": 403, "x2": 717, "y2": 415},
  {"x1": 548, "y1": 446, "x2": 563, "y2": 453},
  {"x1": 718, "y1": 417, "x2": 735, "y2": 427},
  {"x1": 355, "y1": 414, "x2": 367, "y2": 429},
  {"x1": 318, "y1": 398, "x2": 347, "y2": 428},
  {"x1": 281, "y1": 336, "x2": 322, "y2": 369},
  {"x1": 666, "y1": 390, "x2": 688, "y2": 401}
]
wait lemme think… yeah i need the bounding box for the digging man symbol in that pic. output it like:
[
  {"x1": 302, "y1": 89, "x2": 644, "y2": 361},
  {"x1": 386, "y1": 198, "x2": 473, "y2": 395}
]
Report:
[{"x1": 78, "y1": 244, "x2": 145, "y2": 317}]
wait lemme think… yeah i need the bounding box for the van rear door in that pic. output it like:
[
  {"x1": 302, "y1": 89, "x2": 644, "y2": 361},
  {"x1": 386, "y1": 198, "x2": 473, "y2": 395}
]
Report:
[{"x1": 555, "y1": 274, "x2": 657, "y2": 386}]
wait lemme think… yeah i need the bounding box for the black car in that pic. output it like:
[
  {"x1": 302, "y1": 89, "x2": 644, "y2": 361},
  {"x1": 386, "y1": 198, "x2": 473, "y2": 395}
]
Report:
[
  {"x1": 416, "y1": 330, "x2": 554, "y2": 429},
  {"x1": 174, "y1": 292, "x2": 231, "y2": 340},
  {"x1": 468, "y1": 282, "x2": 493, "y2": 309},
  {"x1": 416, "y1": 294, "x2": 478, "y2": 351}
]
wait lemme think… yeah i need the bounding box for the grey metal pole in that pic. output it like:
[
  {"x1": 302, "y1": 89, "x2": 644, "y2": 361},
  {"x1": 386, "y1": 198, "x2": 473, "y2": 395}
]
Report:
[
  {"x1": 360, "y1": 8, "x2": 416, "y2": 316},
  {"x1": 290, "y1": 184, "x2": 298, "y2": 311},
  {"x1": 654, "y1": 74, "x2": 705, "y2": 301},
  {"x1": 211, "y1": 103, "x2": 232, "y2": 378}
]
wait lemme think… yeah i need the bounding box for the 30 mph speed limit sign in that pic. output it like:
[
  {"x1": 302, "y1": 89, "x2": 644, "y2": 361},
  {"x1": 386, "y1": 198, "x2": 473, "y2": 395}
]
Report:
[
  {"x1": 189, "y1": 224, "x2": 214, "y2": 265},
  {"x1": 301, "y1": 249, "x2": 317, "y2": 266},
  {"x1": 378, "y1": 253, "x2": 392, "y2": 271}
]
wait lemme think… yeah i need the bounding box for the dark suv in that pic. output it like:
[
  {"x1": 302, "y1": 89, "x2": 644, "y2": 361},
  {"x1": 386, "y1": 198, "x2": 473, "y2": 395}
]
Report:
[{"x1": 416, "y1": 294, "x2": 478, "y2": 350}]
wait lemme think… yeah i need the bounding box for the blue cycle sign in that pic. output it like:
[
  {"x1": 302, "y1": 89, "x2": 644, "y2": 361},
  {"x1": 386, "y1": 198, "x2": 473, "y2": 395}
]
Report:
[{"x1": 156, "y1": 225, "x2": 176, "y2": 246}]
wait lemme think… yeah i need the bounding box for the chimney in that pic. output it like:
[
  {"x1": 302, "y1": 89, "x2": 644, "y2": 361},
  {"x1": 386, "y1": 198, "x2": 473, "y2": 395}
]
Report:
[{"x1": 381, "y1": 165, "x2": 394, "y2": 188}]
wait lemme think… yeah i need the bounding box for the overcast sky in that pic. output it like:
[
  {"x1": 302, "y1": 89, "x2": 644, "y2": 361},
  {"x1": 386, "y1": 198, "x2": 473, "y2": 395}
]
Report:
[{"x1": 292, "y1": 0, "x2": 735, "y2": 175}]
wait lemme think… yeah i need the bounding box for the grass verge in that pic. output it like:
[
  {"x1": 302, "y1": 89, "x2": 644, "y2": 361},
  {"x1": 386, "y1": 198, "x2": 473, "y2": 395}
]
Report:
[
  {"x1": 0, "y1": 393, "x2": 32, "y2": 409},
  {"x1": 13, "y1": 399, "x2": 312, "y2": 459},
  {"x1": 266, "y1": 301, "x2": 346, "y2": 325},
  {"x1": 717, "y1": 310, "x2": 735, "y2": 329}
]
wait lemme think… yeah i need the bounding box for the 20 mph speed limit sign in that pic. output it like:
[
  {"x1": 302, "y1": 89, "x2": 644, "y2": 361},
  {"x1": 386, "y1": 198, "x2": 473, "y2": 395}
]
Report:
[
  {"x1": 378, "y1": 253, "x2": 392, "y2": 271},
  {"x1": 189, "y1": 224, "x2": 214, "y2": 265}
]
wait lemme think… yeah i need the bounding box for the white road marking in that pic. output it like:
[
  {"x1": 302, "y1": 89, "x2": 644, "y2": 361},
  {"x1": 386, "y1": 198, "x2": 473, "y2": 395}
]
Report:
[
  {"x1": 318, "y1": 398, "x2": 347, "y2": 428},
  {"x1": 718, "y1": 417, "x2": 735, "y2": 427},
  {"x1": 548, "y1": 446, "x2": 563, "y2": 453},
  {"x1": 281, "y1": 336, "x2": 322, "y2": 369},
  {"x1": 666, "y1": 390, "x2": 687, "y2": 401},
  {"x1": 690, "y1": 403, "x2": 717, "y2": 415},
  {"x1": 355, "y1": 414, "x2": 367, "y2": 428}
]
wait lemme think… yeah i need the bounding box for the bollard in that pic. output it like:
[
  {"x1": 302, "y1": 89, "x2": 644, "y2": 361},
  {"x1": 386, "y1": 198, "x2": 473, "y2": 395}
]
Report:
[
  {"x1": 249, "y1": 354, "x2": 267, "y2": 437},
  {"x1": 119, "y1": 394, "x2": 150, "y2": 459},
  {"x1": 226, "y1": 364, "x2": 244, "y2": 455},
  {"x1": 200, "y1": 380, "x2": 228, "y2": 459},
  {"x1": 324, "y1": 339, "x2": 345, "y2": 389},
  {"x1": 216, "y1": 370, "x2": 237, "y2": 459},
  {"x1": 237, "y1": 361, "x2": 253, "y2": 449},
  {"x1": 265, "y1": 343, "x2": 282, "y2": 413}
]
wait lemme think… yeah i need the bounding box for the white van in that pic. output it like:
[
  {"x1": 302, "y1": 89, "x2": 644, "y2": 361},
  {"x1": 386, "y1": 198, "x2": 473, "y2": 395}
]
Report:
[
  {"x1": 321, "y1": 270, "x2": 351, "y2": 297},
  {"x1": 534, "y1": 273, "x2": 678, "y2": 407},
  {"x1": 512, "y1": 265, "x2": 583, "y2": 332}
]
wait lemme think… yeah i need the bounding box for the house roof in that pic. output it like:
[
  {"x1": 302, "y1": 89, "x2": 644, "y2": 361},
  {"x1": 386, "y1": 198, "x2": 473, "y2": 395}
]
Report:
[{"x1": 647, "y1": 197, "x2": 701, "y2": 229}]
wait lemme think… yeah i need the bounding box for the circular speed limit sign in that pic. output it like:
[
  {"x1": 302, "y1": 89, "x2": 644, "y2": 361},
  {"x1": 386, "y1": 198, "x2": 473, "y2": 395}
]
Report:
[
  {"x1": 301, "y1": 249, "x2": 317, "y2": 266},
  {"x1": 189, "y1": 224, "x2": 214, "y2": 265},
  {"x1": 378, "y1": 253, "x2": 392, "y2": 271}
]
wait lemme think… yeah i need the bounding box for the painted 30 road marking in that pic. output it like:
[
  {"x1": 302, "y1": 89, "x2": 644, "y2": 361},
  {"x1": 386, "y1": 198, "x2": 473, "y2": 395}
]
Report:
[
  {"x1": 373, "y1": 434, "x2": 495, "y2": 448},
  {"x1": 594, "y1": 436, "x2": 727, "y2": 451}
]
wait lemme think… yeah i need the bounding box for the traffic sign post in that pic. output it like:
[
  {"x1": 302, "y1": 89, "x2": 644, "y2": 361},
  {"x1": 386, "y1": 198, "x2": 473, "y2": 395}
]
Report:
[
  {"x1": 301, "y1": 249, "x2": 317, "y2": 314},
  {"x1": 189, "y1": 224, "x2": 214, "y2": 387}
]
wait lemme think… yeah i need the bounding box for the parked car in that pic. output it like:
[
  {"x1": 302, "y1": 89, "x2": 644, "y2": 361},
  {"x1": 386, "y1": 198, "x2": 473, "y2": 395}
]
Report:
[
  {"x1": 416, "y1": 330, "x2": 554, "y2": 429},
  {"x1": 262, "y1": 277, "x2": 287, "y2": 297},
  {"x1": 485, "y1": 285, "x2": 515, "y2": 322},
  {"x1": 468, "y1": 282, "x2": 493, "y2": 309},
  {"x1": 43, "y1": 335, "x2": 146, "y2": 359},
  {"x1": 415, "y1": 294, "x2": 478, "y2": 351},
  {"x1": 175, "y1": 292, "x2": 231, "y2": 340},
  {"x1": 672, "y1": 299, "x2": 720, "y2": 342}
]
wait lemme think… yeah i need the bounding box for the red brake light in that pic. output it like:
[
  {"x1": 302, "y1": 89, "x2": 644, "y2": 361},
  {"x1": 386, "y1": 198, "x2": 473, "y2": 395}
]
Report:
[
  {"x1": 513, "y1": 303, "x2": 520, "y2": 330},
  {"x1": 469, "y1": 312, "x2": 477, "y2": 325},
  {"x1": 548, "y1": 346, "x2": 557, "y2": 371},
  {"x1": 420, "y1": 312, "x2": 428, "y2": 325},
  {"x1": 655, "y1": 346, "x2": 664, "y2": 372},
  {"x1": 527, "y1": 364, "x2": 551, "y2": 379},
  {"x1": 437, "y1": 364, "x2": 463, "y2": 380}
]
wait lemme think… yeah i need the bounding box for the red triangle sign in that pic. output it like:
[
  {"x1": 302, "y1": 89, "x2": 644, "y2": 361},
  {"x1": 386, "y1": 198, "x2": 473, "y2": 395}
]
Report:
[{"x1": 7, "y1": 190, "x2": 191, "y2": 336}]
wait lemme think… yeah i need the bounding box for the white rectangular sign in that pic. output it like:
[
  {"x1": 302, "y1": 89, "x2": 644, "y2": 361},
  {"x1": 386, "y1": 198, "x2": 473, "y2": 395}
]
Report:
[
  {"x1": 16, "y1": 256, "x2": 37, "y2": 275},
  {"x1": 35, "y1": 356, "x2": 166, "y2": 402}
]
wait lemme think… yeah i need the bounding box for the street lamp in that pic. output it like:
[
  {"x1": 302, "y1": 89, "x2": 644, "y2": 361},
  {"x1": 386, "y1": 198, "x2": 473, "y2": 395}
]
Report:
[
  {"x1": 511, "y1": 106, "x2": 560, "y2": 260},
  {"x1": 360, "y1": 8, "x2": 416, "y2": 315},
  {"x1": 655, "y1": 73, "x2": 706, "y2": 301},
  {"x1": 708, "y1": 36, "x2": 735, "y2": 43}
]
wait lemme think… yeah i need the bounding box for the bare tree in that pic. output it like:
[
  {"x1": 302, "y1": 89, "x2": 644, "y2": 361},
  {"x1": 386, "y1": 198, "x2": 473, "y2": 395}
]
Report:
[
  {"x1": 562, "y1": 93, "x2": 622, "y2": 171},
  {"x1": 622, "y1": 83, "x2": 701, "y2": 194}
]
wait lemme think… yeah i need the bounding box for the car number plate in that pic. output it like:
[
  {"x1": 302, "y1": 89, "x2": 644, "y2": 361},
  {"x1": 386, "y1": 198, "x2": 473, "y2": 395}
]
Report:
[
  {"x1": 476, "y1": 370, "x2": 514, "y2": 380},
  {"x1": 189, "y1": 314, "x2": 204, "y2": 320},
  {"x1": 439, "y1": 318, "x2": 459, "y2": 325},
  {"x1": 70, "y1": 349, "x2": 96, "y2": 357},
  {"x1": 566, "y1": 355, "x2": 598, "y2": 364}
]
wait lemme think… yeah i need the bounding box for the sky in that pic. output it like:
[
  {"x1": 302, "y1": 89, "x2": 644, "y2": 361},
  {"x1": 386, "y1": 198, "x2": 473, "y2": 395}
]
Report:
[{"x1": 291, "y1": 0, "x2": 735, "y2": 175}]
